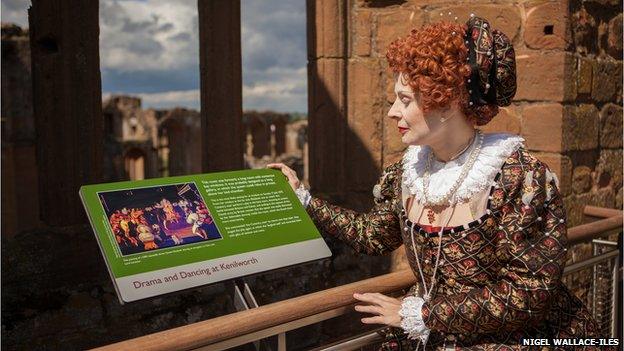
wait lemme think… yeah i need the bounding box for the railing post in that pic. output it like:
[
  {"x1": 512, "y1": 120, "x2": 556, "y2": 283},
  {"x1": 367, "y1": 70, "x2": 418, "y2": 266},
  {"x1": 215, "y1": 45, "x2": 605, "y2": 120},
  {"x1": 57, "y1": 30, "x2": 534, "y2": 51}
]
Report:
[
  {"x1": 278, "y1": 333, "x2": 286, "y2": 351},
  {"x1": 610, "y1": 244, "x2": 619, "y2": 337}
]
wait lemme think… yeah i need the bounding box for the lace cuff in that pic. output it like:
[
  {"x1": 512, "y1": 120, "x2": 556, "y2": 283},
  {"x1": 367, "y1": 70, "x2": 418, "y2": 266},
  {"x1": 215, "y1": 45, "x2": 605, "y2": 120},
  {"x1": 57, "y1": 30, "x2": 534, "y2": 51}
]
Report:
[
  {"x1": 398, "y1": 296, "x2": 430, "y2": 344},
  {"x1": 294, "y1": 184, "x2": 312, "y2": 208}
]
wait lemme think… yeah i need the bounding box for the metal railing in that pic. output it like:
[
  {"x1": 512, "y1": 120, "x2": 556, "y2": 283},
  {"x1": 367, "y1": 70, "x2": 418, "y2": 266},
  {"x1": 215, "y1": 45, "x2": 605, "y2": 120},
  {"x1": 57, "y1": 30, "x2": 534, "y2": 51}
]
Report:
[
  {"x1": 592, "y1": 239, "x2": 619, "y2": 337},
  {"x1": 94, "y1": 206, "x2": 622, "y2": 351}
]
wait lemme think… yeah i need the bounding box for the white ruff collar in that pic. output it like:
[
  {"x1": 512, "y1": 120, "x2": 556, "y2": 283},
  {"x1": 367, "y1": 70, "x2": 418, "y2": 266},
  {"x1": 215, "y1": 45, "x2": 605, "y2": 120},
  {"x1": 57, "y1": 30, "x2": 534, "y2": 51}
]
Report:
[{"x1": 401, "y1": 132, "x2": 525, "y2": 205}]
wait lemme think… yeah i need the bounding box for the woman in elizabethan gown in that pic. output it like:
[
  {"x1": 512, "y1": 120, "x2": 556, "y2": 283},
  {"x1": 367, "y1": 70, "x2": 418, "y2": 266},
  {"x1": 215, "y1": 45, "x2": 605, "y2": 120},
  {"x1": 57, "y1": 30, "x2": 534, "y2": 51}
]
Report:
[{"x1": 269, "y1": 16, "x2": 609, "y2": 351}]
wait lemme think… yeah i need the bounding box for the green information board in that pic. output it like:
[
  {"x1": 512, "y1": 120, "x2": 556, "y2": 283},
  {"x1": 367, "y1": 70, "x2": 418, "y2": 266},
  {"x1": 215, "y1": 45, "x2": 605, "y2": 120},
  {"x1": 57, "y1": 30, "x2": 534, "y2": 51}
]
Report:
[{"x1": 80, "y1": 168, "x2": 331, "y2": 303}]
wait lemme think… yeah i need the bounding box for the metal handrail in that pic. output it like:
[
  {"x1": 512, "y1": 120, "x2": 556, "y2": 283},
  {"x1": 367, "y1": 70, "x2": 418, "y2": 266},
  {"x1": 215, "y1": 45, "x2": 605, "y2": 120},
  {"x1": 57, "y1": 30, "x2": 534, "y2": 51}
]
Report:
[
  {"x1": 568, "y1": 214, "x2": 622, "y2": 245},
  {"x1": 584, "y1": 205, "x2": 624, "y2": 219},
  {"x1": 93, "y1": 206, "x2": 622, "y2": 351},
  {"x1": 93, "y1": 270, "x2": 416, "y2": 351}
]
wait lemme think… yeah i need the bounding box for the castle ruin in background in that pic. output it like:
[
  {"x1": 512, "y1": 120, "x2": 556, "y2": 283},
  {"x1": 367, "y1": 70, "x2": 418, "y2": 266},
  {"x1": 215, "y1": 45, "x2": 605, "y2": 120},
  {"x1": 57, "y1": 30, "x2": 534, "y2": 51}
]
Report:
[{"x1": 100, "y1": 95, "x2": 308, "y2": 182}]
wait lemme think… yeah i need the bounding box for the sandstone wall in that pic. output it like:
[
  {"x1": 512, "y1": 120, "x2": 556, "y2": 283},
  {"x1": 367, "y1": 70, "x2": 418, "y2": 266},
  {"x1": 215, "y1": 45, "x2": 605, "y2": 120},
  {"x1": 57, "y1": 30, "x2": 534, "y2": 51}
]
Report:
[
  {"x1": 1, "y1": 24, "x2": 41, "y2": 237},
  {"x1": 338, "y1": 0, "x2": 622, "y2": 266},
  {"x1": 346, "y1": 0, "x2": 622, "y2": 221}
]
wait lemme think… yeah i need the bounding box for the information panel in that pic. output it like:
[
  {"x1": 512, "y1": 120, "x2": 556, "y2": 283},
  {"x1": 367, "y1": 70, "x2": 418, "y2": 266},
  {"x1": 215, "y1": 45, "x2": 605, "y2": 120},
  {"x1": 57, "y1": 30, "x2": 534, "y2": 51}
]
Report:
[{"x1": 80, "y1": 169, "x2": 331, "y2": 303}]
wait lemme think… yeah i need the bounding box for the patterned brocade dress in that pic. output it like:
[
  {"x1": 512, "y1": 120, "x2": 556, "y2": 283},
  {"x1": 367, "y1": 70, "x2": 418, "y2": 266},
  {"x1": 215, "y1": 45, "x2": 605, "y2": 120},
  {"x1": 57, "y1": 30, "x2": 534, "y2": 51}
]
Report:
[{"x1": 304, "y1": 134, "x2": 608, "y2": 350}]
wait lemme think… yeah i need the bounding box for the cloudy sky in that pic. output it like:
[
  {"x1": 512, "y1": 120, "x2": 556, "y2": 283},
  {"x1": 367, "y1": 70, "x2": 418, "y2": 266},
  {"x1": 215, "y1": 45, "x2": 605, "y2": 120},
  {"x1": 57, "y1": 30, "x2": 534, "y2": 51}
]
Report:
[{"x1": 1, "y1": 0, "x2": 308, "y2": 113}]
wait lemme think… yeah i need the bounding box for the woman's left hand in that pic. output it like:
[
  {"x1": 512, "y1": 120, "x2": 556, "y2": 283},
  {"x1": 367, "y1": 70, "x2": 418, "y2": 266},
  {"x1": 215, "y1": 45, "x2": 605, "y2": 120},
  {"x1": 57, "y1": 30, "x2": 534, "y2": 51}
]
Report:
[{"x1": 353, "y1": 292, "x2": 403, "y2": 327}]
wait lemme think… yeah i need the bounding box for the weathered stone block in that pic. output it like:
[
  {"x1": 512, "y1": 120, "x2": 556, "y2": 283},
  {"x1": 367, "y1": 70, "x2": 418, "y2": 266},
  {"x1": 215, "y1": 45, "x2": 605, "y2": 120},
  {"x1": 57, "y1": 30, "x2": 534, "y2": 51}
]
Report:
[
  {"x1": 480, "y1": 105, "x2": 521, "y2": 134},
  {"x1": 522, "y1": 103, "x2": 598, "y2": 152},
  {"x1": 572, "y1": 166, "x2": 593, "y2": 194},
  {"x1": 565, "y1": 54, "x2": 579, "y2": 101},
  {"x1": 577, "y1": 57, "x2": 593, "y2": 95},
  {"x1": 562, "y1": 104, "x2": 599, "y2": 151},
  {"x1": 591, "y1": 187, "x2": 617, "y2": 210},
  {"x1": 571, "y1": 6, "x2": 598, "y2": 56},
  {"x1": 516, "y1": 51, "x2": 576, "y2": 102},
  {"x1": 592, "y1": 59, "x2": 622, "y2": 102},
  {"x1": 607, "y1": 13, "x2": 623, "y2": 59},
  {"x1": 522, "y1": 103, "x2": 564, "y2": 152},
  {"x1": 425, "y1": 4, "x2": 522, "y2": 43},
  {"x1": 524, "y1": 0, "x2": 570, "y2": 50},
  {"x1": 352, "y1": 10, "x2": 373, "y2": 56},
  {"x1": 599, "y1": 103, "x2": 623, "y2": 148},
  {"x1": 595, "y1": 148, "x2": 623, "y2": 190},
  {"x1": 375, "y1": 9, "x2": 425, "y2": 57}
]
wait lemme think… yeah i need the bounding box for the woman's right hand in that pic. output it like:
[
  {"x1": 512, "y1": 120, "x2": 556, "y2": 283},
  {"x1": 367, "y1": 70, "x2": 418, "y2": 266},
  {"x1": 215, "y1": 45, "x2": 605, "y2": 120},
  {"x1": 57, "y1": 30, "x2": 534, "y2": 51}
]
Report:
[{"x1": 266, "y1": 163, "x2": 301, "y2": 191}]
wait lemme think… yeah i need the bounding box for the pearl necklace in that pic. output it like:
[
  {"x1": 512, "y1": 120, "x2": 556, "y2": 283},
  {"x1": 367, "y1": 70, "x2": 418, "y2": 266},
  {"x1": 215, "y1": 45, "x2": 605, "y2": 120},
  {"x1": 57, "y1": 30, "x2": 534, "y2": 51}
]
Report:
[
  {"x1": 422, "y1": 129, "x2": 483, "y2": 207},
  {"x1": 400, "y1": 131, "x2": 482, "y2": 302},
  {"x1": 401, "y1": 201, "x2": 456, "y2": 303}
]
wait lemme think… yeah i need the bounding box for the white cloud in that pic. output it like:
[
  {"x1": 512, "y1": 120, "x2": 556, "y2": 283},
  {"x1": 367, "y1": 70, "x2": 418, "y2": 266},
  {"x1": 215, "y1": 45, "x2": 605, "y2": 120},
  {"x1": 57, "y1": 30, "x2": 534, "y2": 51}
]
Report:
[
  {"x1": 99, "y1": 0, "x2": 198, "y2": 71},
  {"x1": 138, "y1": 89, "x2": 199, "y2": 108},
  {"x1": 1, "y1": 0, "x2": 30, "y2": 27},
  {"x1": 3, "y1": 0, "x2": 309, "y2": 112},
  {"x1": 240, "y1": 0, "x2": 307, "y2": 113},
  {"x1": 105, "y1": 66, "x2": 307, "y2": 112},
  {"x1": 243, "y1": 66, "x2": 307, "y2": 112},
  {"x1": 99, "y1": 0, "x2": 308, "y2": 113}
]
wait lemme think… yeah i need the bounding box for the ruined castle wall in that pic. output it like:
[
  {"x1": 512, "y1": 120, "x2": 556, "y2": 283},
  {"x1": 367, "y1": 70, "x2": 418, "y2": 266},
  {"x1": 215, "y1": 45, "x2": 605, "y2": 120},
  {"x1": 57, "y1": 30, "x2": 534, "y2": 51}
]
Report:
[{"x1": 1, "y1": 24, "x2": 41, "y2": 236}]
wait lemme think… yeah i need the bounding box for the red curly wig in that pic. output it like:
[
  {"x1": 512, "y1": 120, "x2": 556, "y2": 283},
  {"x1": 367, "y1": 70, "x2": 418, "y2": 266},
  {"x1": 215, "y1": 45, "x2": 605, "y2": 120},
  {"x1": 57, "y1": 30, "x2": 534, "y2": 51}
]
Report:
[{"x1": 386, "y1": 21, "x2": 498, "y2": 126}]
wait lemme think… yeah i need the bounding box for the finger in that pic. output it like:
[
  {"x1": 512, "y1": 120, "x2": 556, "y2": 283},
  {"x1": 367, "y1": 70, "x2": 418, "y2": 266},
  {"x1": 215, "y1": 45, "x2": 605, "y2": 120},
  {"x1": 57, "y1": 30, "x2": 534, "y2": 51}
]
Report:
[
  {"x1": 361, "y1": 316, "x2": 385, "y2": 325},
  {"x1": 270, "y1": 163, "x2": 293, "y2": 176},
  {"x1": 284, "y1": 171, "x2": 297, "y2": 183},
  {"x1": 354, "y1": 304, "x2": 383, "y2": 315},
  {"x1": 268, "y1": 165, "x2": 290, "y2": 179},
  {"x1": 353, "y1": 293, "x2": 384, "y2": 306},
  {"x1": 283, "y1": 168, "x2": 299, "y2": 182}
]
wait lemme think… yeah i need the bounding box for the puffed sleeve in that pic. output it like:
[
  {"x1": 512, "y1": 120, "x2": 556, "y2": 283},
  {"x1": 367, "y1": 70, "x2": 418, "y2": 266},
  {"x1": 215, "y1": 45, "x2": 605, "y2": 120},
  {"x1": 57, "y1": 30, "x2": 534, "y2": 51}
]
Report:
[
  {"x1": 305, "y1": 161, "x2": 404, "y2": 256},
  {"x1": 420, "y1": 157, "x2": 568, "y2": 334}
]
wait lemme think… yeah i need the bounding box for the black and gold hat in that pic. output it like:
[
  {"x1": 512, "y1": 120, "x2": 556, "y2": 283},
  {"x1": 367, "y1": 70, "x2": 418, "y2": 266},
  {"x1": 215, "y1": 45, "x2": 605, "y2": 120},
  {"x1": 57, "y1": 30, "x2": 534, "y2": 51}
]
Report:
[{"x1": 463, "y1": 15, "x2": 517, "y2": 108}]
